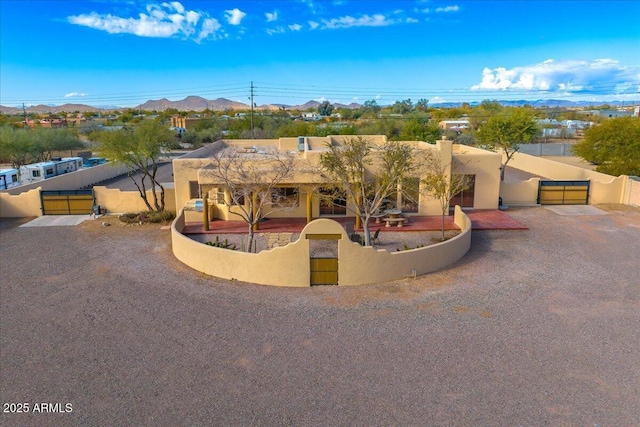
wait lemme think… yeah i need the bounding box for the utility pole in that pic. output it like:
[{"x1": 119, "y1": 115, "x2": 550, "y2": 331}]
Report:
[{"x1": 250, "y1": 81, "x2": 254, "y2": 139}]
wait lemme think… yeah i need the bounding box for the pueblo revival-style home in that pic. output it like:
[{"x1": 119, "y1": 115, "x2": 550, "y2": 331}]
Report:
[
  {"x1": 172, "y1": 135, "x2": 502, "y2": 225},
  {"x1": 170, "y1": 135, "x2": 502, "y2": 286}
]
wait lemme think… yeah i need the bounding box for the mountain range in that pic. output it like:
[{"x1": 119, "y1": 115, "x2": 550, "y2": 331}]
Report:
[{"x1": 0, "y1": 96, "x2": 636, "y2": 114}]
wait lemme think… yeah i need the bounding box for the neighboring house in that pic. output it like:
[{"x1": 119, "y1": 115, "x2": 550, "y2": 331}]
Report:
[
  {"x1": 170, "y1": 116, "x2": 200, "y2": 129},
  {"x1": 439, "y1": 120, "x2": 469, "y2": 132},
  {"x1": 172, "y1": 135, "x2": 502, "y2": 223}
]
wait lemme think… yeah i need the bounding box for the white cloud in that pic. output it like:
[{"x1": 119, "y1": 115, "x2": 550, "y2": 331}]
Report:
[
  {"x1": 435, "y1": 5, "x2": 460, "y2": 13},
  {"x1": 224, "y1": 8, "x2": 246, "y2": 25},
  {"x1": 265, "y1": 11, "x2": 278, "y2": 22},
  {"x1": 68, "y1": 1, "x2": 223, "y2": 42},
  {"x1": 471, "y1": 59, "x2": 640, "y2": 95},
  {"x1": 309, "y1": 20, "x2": 320, "y2": 30},
  {"x1": 289, "y1": 23, "x2": 302, "y2": 31},
  {"x1": 266, "y1": 26, "x2": 285, "y2": 35},
  {"x1": 430, "y1": 96, "x2": 446, "y2": 103},
  {"x1": 64, "y1": 92, "x2": 88, "y2": 98},
  {"x1": 406, "y1": 17, "x2": 419, "y2": 23},
  {"x1": 321, "y1": 14, "x2": 397, "y2": 29}
]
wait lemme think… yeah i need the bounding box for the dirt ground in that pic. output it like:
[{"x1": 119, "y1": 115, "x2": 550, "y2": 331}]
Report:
[{"x1": 1, "y1": 205, "x2": 639, "y2": 426}]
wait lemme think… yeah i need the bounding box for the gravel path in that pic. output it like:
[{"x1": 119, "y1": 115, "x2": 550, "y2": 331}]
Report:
[{"x1": 1, "y1": 205, "x2": 639, "y2": 426}]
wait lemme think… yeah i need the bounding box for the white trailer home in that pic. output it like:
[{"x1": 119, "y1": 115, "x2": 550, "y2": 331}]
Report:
[
  {"x1": 0, "y1": 168, "x2": 20, "y2": 190},
  {"x1": 20, "y1": 161, "x2": 58, "y2": 183},
  {"x1": 55, "y1": 157, "x2": 83, "y2": 175}
]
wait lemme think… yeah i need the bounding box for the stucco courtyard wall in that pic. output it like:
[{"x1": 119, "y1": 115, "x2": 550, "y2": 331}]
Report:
[
  {"x1": 500, "y1": 152, "x2": 631, "y2": 206},
  {"x1": 0, "y1": 186, "x2": 176, "y2": 218},
  {"x1": 171, "y1": 206, "x2": 472, "y2": 287}
]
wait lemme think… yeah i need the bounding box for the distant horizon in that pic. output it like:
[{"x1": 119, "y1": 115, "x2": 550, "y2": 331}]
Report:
[
  {"x1": 3, "y1": 95, "x2": 639, "y2": 115},
  {"x1": 2, "y1": 1, "x2": 639, "y2": 108}
]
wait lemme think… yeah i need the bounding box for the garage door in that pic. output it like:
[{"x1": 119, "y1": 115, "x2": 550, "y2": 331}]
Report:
[
  {"x1": 538, "y1": 181, "x2": 590, "y2": 205},
  {"x1": 41, "y1": 190, "x2": 94, "y2": 215}
]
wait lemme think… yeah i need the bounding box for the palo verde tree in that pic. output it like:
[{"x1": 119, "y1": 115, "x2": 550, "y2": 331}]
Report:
[
  {"x1": 202, "y1": 145, "x2": 299, "y2": 252},
  {"x1": 572, "y1": 116, "x2": 640, "y2": 177},
  {"x1": 319, "y1": 136, "x2": 417, "y2": 246},
  {"x1": 96, "y1": 120, "x2": 175, "y2": 211},
  {"x1": 476, "y1": 108, "x2": 538, "y2": 180},
  {"x1": 421, "y1": 152, "x2": 471, "y2": 241}
]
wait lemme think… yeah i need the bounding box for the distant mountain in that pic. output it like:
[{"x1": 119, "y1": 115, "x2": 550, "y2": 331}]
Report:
[
  {"x1": 1, "y1": 97, "x2": 637, "y2": 115},
  {"x1": 135, "y1": 96, "x2": 249, "y2": 111}
]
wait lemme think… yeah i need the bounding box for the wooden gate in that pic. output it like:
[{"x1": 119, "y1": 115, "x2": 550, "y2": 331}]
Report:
[
  {"x1": 41, "y1": 189, "x2": 94, "y2": 215},
  {"x1": 538, "y1": 180, "x2": 590, "y2": 205},
  {"x1": 310, "y1": 258, "x2": 338, "y2": 286}
]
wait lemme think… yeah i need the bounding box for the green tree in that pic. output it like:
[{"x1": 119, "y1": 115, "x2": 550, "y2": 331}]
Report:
[
  {"x1": 415, "y1": 99, "x2": 429, "y2": 112},
  {"x1": 476, "y1": 108, "x2": 538, "y2": 180},
  {"x1": 362, "y1": 100, "x2": 381, "y2": 114},
  {"x1": 318, "y1": 101, "x2": 334, "y2": 116},
  {"x1": 400, "y1": 118, "x2": 440, "y2": 143},
  {"x1": 391, "y1": 99, "x2": 413, "y2": 115},
  {"x1": 96, "y1": 120, "x2": 175, "y2": 211},
  {"x1": 572, "y1": 117, "x2": 640, "y2": 176},
  {"x1": 319, "y1": 136, "x2": 418, "y2": 246}
]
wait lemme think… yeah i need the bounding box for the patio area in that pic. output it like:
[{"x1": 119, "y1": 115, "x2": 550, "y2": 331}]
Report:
[{"x1": 181, "y1": 209, "x2": 528, "y2": 235}]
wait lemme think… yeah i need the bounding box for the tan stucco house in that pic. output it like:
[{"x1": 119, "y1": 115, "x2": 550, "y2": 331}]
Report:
[{"x1": 172, "y1": 135, "x2": 502, "y2": 224}]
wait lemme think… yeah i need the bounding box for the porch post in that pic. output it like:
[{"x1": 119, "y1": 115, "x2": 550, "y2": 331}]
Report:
[
  {"x1": 306, "y1": 191, "x2": 313, "y2": 223},
  {"x1": 252, "y1": 192, "x2": 259, "y2": 231},
  {"x1": 202, "y1": 190, "x2": 209, "y2": 231},
  {"x1": 396, "y1": 182, "x2": 403, "y2": 209}
]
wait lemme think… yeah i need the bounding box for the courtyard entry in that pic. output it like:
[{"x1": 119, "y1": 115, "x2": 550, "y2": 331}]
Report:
[
  {"x1": 538, "y1": 180, "x2": 590, "y2": 205},
  {"x1": 40, "y1": 189, "x2": 95, "y2": 215},
  {"x1": 307, "y1": 233, "x2": 340, "y2": 285}
]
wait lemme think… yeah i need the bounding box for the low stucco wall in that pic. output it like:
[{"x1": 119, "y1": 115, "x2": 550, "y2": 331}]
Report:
[
  {"x1": 0, "y1": 186, "x2": 176, "y2": 218},
  {"x1": 171, "y1": 206, "x2": 472, "y2": 287},
  {"x1": 0, "y1": 188, "x2": 42, "y2": 217},
  {"x1": 94, "y1": 186, "x2": 176, "y2": 214},
  {"x1": 623, "y1": 177, "x2": 640, "y2": 207},
  {"x1": 500, "y1": 178, "x2": 540, "y2": 206},
  {"x1": 503, "y1": 151, "x2": 630, "y2": 205},
  {"x1": 171, "y1": 209, "x2": 311, "y2": 287}
]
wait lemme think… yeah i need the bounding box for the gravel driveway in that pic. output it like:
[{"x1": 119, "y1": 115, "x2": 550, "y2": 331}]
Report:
[{"x1": 1, "y1": 205, "x2": 639, "y2": 426}]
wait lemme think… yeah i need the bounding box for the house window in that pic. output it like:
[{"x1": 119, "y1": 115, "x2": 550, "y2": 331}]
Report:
[
  {"x1": 450, "y1": 175, "x2": 475, "y2": 208},
  {"x1": 188, "y1": 181, "x2": 199, "y2": 199},
  {"x1": 215, "y1": 188, "x2": 225, "y2": 204},
  {"x1": 45, "y1": 168, "x2": 54, "y2": 176},
  {"x1": 32, "y1": 170, "x2": 41, "y2": 178},
  {"x1": 272, "y1": 187, "x2": 298, "y2": 206},
  {"x1": 230, "y1": 191, "x2": 245, "y2": 206},
  {"x1": 319, "y1": 187, "x2": 347, "y2": 215}
]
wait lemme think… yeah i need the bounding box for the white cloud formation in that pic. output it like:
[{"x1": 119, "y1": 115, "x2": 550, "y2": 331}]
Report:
[
  {"x1": 64, "y1": 92, "x2": 88, "y2": 98},
  {"x1": 406, "y1": 17, "x2": 419, "y2": 23},
  {"x1": 435, "y1": 5, "x2": 460, "y2": 13},
  {"x1": 289, "y1": 23, "x2": 303, "y2": 31},
  {"x1": 266, "y1": 11, "x2": 278, "y2": 22},
  {"x1": 471, "y1": 59, "x2": 640, "y2": 95},
  {"x1": 309, "y1": 20, "x2": 320, "y2": 30},
  {"x1": 225, "y1": 8, "x2": 246, "y2": 25},
  {"x1": 321, "y1": 14, "x2": 397, "y2": 29},
  {"x1": 68, "y1": 2, "x2": 223, "y2": 42}
]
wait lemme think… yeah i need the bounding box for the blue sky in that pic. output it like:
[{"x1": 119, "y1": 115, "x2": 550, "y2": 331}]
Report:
[{"x1": 1, "y1": 0, "x2": 639, "y2": 108}]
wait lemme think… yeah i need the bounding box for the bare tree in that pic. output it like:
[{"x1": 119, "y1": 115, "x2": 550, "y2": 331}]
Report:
[
  {"x1": 319, "y1": 136, "x2": 418, "y2": 246},
  {"x1": 421, "y1": 153, "x2": 471, "y2": 241},
  {"x1": 202, "y1": 145, "x2": 299, "y2": 252}
]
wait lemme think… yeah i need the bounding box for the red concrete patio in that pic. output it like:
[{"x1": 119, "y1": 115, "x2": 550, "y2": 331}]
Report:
[{"x1": 181, "y1": 209, "x2": 528, "y2": 235}]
